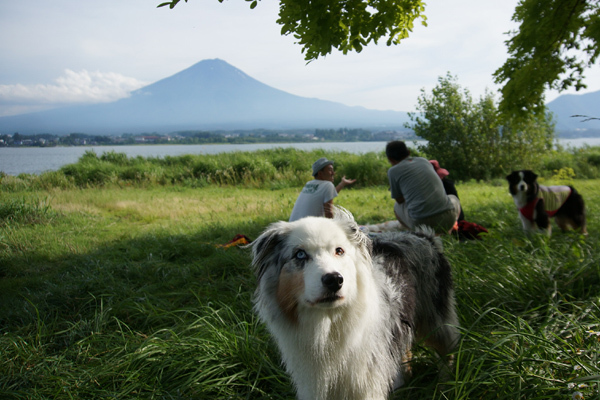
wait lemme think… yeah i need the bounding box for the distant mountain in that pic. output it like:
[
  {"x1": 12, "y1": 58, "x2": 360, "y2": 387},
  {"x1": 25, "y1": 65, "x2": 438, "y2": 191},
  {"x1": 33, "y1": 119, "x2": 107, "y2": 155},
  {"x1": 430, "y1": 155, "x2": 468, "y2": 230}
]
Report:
[
  {"x1": 0, "y1": 59, "x2": 409, "y2": 135},
  {"x1": 547, "y1": 90, "x2": 600, "y2": 136}
]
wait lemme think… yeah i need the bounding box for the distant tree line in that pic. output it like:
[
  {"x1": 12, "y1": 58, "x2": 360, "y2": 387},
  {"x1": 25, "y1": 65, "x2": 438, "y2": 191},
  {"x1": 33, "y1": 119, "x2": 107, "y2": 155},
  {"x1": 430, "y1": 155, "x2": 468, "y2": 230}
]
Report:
[{"x1": 0, "y1": 128, "x2": 415, "y2": 147}]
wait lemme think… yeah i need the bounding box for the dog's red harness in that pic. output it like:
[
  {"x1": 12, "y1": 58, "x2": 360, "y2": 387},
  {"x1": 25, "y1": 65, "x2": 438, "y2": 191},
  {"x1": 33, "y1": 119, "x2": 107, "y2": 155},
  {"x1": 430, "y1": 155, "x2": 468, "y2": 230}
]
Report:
[{"x1": 519, "y1": 185, "x2": 572, "y2": 221}]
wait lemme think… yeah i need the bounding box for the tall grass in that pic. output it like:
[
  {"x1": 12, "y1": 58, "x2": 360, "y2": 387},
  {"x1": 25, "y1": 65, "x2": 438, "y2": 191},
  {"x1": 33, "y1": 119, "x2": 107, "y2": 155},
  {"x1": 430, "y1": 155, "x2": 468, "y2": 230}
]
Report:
[
  {"x1": 4, "y1": 145, "x2": 598, "y2": 192},
  {"x1": 1, "y1": 171, "x2": 599, "y2": 398},
  {"x1": 0, "y1": 197, "x2": 55, "y2": 225}
]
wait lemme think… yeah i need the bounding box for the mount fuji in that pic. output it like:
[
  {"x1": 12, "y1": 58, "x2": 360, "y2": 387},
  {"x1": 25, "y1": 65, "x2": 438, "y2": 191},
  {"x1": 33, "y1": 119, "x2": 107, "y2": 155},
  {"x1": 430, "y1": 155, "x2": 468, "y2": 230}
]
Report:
[{"x1": 0, "y1": 59, "x2": 409, "y2": 135}]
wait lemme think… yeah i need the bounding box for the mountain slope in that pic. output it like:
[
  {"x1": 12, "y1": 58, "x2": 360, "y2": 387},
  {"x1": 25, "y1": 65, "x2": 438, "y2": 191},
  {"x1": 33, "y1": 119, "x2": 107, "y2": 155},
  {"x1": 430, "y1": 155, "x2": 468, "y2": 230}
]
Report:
[
  {"x1": 547, "y1": 90, "x2": 600, "y2": 134},
  {"x1": 0, "y1": 59, "x2": 409, "y2": 135}
]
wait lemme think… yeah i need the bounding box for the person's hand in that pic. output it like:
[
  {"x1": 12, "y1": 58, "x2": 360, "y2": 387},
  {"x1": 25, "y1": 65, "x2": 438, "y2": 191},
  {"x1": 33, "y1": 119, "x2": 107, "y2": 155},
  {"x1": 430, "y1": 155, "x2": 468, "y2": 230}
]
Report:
[
  {"x1": 341, "y1": 176, "x2": 356, "y2": 186},
  {"x1": 336, "y1": 176, "x2": 356, "y2": 192}
]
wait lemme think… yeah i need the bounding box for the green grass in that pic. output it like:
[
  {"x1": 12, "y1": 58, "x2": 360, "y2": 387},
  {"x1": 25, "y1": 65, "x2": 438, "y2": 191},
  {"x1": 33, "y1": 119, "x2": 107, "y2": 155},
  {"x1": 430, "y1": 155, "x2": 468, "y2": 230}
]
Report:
[{"x1": 1, "y1": 179, "x2": 599, "y2": 399}]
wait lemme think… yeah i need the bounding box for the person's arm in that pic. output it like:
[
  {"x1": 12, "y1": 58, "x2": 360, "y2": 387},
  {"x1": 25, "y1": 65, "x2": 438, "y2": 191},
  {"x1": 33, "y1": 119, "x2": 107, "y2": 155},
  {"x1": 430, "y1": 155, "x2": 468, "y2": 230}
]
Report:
[
  {"x1": 336, "y1": 176, "x2": 356, "y2": 192},
  {"x1": 323, "y1": 199, "x2": 334, "y2": 218},
  {"x1": 442, "y1": 178, "x2": 459, "y2": 198}
]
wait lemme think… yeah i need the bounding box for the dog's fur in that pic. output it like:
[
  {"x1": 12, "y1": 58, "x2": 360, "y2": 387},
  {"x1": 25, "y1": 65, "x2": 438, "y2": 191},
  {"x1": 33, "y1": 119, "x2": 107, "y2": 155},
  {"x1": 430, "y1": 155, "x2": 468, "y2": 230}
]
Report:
[
  {"x1": 249, "y1": 212, "x2": 459, "y2": 400},
  {"x1": 506, "y1": 170, "x2": 587, "y2": 235}
]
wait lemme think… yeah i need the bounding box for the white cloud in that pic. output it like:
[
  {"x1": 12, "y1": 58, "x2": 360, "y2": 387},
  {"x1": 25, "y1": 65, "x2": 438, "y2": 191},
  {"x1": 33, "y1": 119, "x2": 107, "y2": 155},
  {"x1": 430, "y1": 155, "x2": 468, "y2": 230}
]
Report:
[{"x1": 0, "y1": 70, "x2": 148, "y2": 111}]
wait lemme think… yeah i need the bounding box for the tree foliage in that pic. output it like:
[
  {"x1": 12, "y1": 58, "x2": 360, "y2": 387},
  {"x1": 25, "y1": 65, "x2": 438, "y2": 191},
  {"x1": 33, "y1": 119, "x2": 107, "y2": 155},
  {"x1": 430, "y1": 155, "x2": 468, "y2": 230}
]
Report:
[
  {"x1": 157, "y1": 0, "x2": 427, "y2": 61},
  {"x1": 494, "y1": 0, "x2": 600, "y2": 119},
  {"x1": 407, "y1": 73, "x2": 555, "y2": 181}
]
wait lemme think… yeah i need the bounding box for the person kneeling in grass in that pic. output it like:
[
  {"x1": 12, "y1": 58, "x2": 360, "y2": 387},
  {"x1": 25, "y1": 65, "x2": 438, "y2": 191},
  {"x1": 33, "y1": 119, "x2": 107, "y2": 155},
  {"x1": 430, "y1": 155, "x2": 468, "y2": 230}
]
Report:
[{"x1": 386, "y1": 141, "x2": 461, "y2": 234}]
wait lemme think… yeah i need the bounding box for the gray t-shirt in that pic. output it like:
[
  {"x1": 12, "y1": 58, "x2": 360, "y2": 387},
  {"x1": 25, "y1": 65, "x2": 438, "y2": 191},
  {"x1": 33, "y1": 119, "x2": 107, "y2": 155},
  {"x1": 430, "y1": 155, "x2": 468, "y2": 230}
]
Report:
[
  {"x1": 289, "y1": 180, "x2": 338, "y2": 222},
  {"x1": 387, "y1": 157, "x2": 453, "y2": 220}
]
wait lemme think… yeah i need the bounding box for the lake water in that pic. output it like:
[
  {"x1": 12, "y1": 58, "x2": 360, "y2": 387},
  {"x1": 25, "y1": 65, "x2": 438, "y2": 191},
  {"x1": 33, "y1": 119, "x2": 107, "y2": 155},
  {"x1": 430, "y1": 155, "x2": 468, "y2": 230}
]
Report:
[{"x1": 1, "y1": 138, "x2": 599, "y2": 176}]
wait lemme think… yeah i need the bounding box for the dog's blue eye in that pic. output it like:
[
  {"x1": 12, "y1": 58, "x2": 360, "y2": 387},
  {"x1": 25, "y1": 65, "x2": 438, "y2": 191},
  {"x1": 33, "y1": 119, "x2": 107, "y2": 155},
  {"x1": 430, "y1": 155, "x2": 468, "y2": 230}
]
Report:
[
  {"x1": 335, "y1": 247, "x2": 345, "y2": 256},
  {"x1": 294, "y1": 250, "x2": 307, "y2": 260}
]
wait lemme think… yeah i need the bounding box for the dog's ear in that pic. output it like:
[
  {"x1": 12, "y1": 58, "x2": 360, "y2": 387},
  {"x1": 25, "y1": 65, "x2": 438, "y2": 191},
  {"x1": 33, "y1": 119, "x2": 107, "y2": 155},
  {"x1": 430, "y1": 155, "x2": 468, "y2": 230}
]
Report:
[
  {"x1": 250, "y1": 221, "x2": 289, "y2": 281},
  {"x1": 337, "y1": 216, "x2": 373, "y2": 258},
  {"x1": 528, "y1": 170, "x2": 538, "y2": 181},
  {"x1": 506, "y1": 171, "x2": 516, "y2": 181},
  {"x1": 333, "y1": 206, "x2": 369, "y2": 249}
]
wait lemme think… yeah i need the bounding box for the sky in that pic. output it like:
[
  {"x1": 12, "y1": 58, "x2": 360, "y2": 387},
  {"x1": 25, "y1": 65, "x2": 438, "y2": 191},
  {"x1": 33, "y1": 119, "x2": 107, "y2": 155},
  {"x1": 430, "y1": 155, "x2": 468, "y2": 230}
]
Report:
[{"x1": 1, "y1": 0, "x2": 599, "y2": 118}]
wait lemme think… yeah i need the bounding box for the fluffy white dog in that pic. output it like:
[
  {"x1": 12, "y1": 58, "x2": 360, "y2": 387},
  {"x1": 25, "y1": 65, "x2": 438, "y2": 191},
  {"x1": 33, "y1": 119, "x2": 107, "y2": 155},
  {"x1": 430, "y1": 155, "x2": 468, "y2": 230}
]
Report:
[{"x1": 250, "y1": 212, "x2": 459, "y2": 400}]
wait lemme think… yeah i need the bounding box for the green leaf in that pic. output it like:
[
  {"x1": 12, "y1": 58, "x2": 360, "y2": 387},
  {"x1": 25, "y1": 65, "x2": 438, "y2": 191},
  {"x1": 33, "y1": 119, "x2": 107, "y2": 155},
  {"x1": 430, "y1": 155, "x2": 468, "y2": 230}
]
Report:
[{"x1": 159, "y1": 0, "x2": 427, "y2": 62}]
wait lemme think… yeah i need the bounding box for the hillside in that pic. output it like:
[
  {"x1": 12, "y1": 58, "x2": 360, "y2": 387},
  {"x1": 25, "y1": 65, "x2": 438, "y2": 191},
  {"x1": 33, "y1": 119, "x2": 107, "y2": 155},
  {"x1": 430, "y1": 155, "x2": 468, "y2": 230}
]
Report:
[
  {"x1": 546, "y1": 90, "x2": 600, "y2": 136},
  {"x1": 0, "y1": 59, "x2": 409, "y2": 135},
  {"x1": 1, "y1": 59, "x2": 598, "y2": 136}
]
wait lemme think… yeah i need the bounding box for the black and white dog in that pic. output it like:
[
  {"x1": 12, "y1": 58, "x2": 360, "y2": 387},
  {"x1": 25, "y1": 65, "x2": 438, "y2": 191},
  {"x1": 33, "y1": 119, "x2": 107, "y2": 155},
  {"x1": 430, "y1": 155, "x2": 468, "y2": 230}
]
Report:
[
  {"x1": 249, "y1": 212, "x2": 459, "y2": 400},
  {"x1": 506, "y1": 170, "x2": 587, "y2": 235}
]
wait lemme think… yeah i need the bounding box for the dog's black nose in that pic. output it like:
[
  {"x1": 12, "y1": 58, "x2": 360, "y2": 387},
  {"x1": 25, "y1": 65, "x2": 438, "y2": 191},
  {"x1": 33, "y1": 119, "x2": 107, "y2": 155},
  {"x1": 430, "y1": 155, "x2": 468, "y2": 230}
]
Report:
[{"x1": 322, "y1": 272, "x2": 344, "y2": 292}]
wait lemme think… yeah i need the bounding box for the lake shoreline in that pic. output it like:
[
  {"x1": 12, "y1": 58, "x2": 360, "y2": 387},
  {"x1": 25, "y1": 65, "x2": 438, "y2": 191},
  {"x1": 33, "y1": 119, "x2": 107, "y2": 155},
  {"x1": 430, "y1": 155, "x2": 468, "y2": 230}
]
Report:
[
  {"x1": 1, "y1": 134, "x2": 598, "y2": 150},
  {"x1": 2, "y1": 138, "x2": 600, "y2": 176}
]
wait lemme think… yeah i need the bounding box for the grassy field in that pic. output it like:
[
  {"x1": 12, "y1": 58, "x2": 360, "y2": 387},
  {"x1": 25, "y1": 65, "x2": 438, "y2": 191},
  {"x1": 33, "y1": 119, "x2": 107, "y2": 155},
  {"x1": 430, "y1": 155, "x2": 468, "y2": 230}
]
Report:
[{"x1": 1, "y1": 178, "x2": 599, "y2": 399}]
